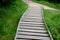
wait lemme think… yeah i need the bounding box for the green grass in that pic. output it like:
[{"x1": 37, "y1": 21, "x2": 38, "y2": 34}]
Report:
[
  {"x1": 32, "y1": 0, "x2": 60, "y2": 10},
  {"x1": 44, "y1": 9, "x2": 60, "y2": 40},
  {"x1": 0, "y1": 0, "x2": 28, "y2": 40}
]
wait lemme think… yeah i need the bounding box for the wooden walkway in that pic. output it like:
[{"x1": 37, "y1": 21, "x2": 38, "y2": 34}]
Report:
[{"x1": 15, "y1": 0, "x2": 53, "y2": 40}]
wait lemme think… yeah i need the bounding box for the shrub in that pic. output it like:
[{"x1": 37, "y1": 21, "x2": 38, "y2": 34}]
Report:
[
  {"x1": 47, "y1": 0, "x2": 60, "y2": 3},
  {"x1": 0, "y1": 0, "x2": 15, "y2": 7}
]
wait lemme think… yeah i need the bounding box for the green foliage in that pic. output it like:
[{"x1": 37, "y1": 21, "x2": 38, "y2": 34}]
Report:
[
  {"x1": 47, "y1": 0, "x2": 60, "y2": 3},
  {"x1": 35, "y1": 0, "x2": 60, "y2": 3},
  {"x1": 0, "y1": 0, "x2": 16, "y2": 7},
  {"x1": 37, "y1": 0, "x2": 40, "y2": 1},
  {"x1": 0, "y1": 0, "x2": 28, "y2": 40},
  {"x1": 44, "y1": 9, "x2": 60, "y2": 40}
]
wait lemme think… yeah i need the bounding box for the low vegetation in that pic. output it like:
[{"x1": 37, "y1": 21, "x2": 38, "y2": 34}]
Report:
[
  {"x1": 44, "y1": 9, "x2": 60, "y2": 40},
  {"x1": 0, "y1": 0, "x2": 28, "y2": 40}
]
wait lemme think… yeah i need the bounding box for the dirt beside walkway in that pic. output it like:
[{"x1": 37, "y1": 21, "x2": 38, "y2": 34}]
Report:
[{"x1": 23, "y1": 0, "x2": 59, "y2": 11}]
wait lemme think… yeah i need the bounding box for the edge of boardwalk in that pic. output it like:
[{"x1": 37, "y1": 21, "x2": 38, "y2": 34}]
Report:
[
  {"x1": 14, "y1": 7, "x2": 29, "y2": 40},
  {"x1": 41, "y1": 7, "x2": 54, "y2": 40}
]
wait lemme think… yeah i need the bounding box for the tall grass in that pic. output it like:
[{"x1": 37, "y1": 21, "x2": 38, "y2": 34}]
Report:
[
  {"x1": 0, "y1": 0, "x2": 28, "y2": 40},
  {"x1": 44, "y1": 9, "x2": 60, "y2": 40}
]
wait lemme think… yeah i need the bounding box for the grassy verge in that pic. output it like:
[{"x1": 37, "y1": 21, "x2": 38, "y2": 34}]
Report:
[
  {"x1": 32, "y1": 0, "x2": 60, "y2": 10},
  {"x1": 44, "y1": 9, "x2": 60, "y2": 40},
  {"x1": 0, "y1": 0, "x2": 28, "y2": 40}
]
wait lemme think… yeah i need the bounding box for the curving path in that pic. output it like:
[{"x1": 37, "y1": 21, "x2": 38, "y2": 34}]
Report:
[{"x1": 15, "y1": 0, "x2": 53, "y2": 40}]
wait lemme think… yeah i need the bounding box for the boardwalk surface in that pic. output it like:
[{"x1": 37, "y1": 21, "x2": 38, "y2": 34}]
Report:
[{"x1": 15, "y1": 0, "x2": 52, "y2": 40}]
